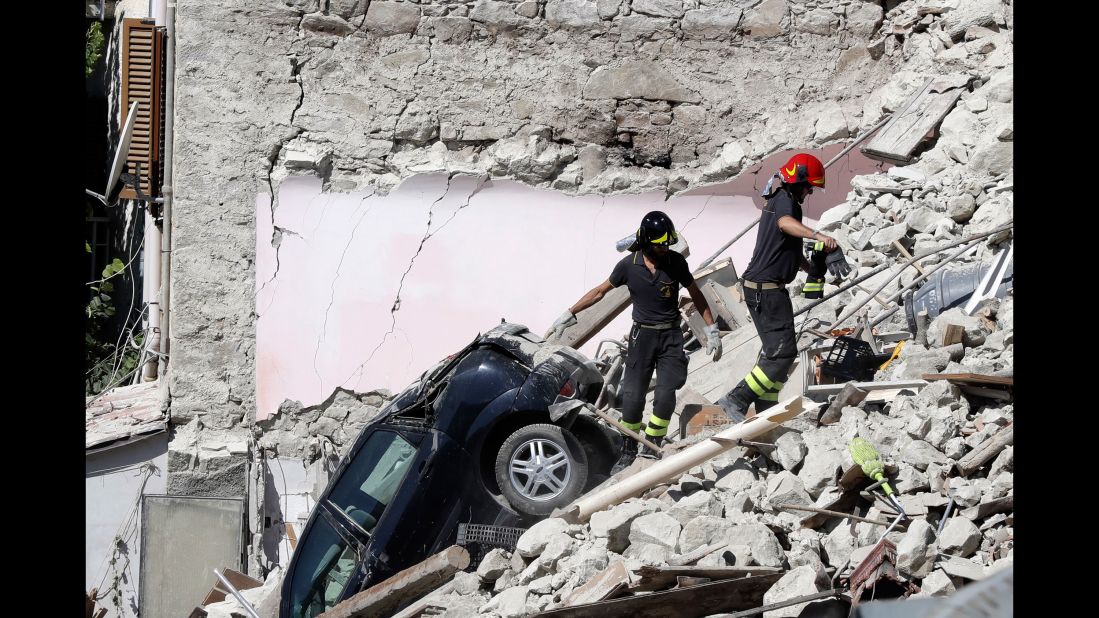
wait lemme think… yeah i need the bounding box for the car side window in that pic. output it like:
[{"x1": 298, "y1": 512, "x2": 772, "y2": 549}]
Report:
[{"x1": 327, "y1": 431, "x2": 417, "y2": 534}]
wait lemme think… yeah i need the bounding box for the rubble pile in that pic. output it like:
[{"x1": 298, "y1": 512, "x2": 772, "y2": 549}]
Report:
[{"x1": 422, "y1": 2, "x2": 1013, "y2": 614}]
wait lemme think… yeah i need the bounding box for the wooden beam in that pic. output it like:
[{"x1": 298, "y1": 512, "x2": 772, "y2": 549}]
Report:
[
  {"x1": 941, "y1": 324, "x2": 965, "y2": 346},
  {"x1": 892, "y1": 240, "x2": 926, "y2": 276},
  {"x1": 631, "y1": 566, "x2": 783, "y2": 592},
  {"x1": 387, "y1": 581, "x2": 456, "y2": 618},
  {"x1": 922, "y1": 373, "x2": 1014, "y2": 387},
  {"x1": 318, "y1": 546, "x2": 470, "y2": 618},
  {"x1": 805, "y1": 380, "x2": 927, "y2": 400},
  {"x1": 955, "y1": 425, "x2": 1013, "y2": 477},
  {"x1": 961, "y1": 495, "x2": 1013, "y2": 521},
  {"x1": 534, "y1": 573, "x2": 784, "y2": 618}
]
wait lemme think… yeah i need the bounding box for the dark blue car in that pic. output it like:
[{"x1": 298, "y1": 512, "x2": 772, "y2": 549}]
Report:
[{"x1": 280, "y1": 323, "x2": 620, "y2": 618}]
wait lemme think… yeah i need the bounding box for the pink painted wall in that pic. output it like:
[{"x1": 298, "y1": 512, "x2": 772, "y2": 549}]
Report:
[{"x1": 256, "y1": 145, "x2": 884, "y2": 419}]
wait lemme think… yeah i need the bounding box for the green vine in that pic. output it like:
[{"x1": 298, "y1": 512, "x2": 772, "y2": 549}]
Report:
[
  {"x1": 86, "y1": 21, "x2": 105, "y2": 77},
  {"x1": 86, "y1": 258, "x2": 144, "y2": 395}
]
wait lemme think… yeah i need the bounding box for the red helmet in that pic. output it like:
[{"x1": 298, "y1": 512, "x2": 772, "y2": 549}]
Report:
[{"x1": 779, "y1": 153, "x2": 826, "y2": 188}]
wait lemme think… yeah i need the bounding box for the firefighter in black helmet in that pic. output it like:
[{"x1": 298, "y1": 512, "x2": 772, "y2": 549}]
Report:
[{"x1": 547, "y1": 211, "x2": 722, "y2": 466}]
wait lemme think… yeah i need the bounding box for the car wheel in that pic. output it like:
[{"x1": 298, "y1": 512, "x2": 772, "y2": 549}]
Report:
[{"x1": 495, "y1": 424, "x2": 589, "y2": 517}]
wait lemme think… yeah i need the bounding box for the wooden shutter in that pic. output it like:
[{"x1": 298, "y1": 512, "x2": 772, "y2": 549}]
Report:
[{"x1": 120, "y1": 18, "x2": 165, "y2": 200}]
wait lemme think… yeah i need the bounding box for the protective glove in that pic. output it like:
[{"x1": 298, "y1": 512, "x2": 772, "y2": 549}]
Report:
[
  {"x1": 703, "y1": 322, "x2": 722, "y2": 360},
  {"x1": 546, "y1": 310, "x2": 577, "y2": 340},
  {"x1": 802, "y1": 276, "x2": 825, "y2": 299},
  {"x1": 826, "y1": 247, "x2": 852, "y2": 279}
]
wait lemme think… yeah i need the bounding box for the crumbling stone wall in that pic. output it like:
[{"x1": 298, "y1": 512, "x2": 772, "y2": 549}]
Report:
[
  {"x1": 167, "y1": 0, "x2": 1012, "y2": 495},
  {"x1": 170, "y1": 0, "x2": 891, "y2": 431}
]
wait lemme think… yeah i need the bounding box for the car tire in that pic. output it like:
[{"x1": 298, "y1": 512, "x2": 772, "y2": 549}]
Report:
[{"x1": 495, "y1": 424, "x2": 589, "y2": 517}]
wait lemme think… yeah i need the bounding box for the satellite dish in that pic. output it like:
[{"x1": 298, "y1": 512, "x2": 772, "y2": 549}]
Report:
[{"x1": 85, "y1": 101, "x2": 140, "y2": 206}]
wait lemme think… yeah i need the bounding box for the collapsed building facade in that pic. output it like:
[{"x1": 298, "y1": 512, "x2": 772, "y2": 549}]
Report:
[{"x1": 84, "y1": 0, "x2": 1013, "y2": 616}]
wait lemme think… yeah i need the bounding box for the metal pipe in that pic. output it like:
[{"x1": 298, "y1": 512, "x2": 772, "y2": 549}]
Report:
[
  {"x1": 141, "y1": 206, "x2": 161, "y2": 381},
  {"x1": 562, "y1": 396, "x2": 817, "y2": 523},
  {"x1": 869, "y1": 240, "x2": 982, "y2": 328},
  {"x1": 158, "y1": 2, "x2": 176, "y2": 382},
  {"x1": 695, "y1": 114, "x2": 895, "y2": 271},
  {"x1": 820, "y1": 221, "x2": 1013, "y2": 330},
  {"x1": 212, "y1": 569, "x2": 262, "y2": 618}
]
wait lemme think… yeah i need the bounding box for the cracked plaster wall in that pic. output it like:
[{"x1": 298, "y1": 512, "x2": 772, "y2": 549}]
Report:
[{"x1": 170, "y1": 0, "x2": 907, "y2": 456}]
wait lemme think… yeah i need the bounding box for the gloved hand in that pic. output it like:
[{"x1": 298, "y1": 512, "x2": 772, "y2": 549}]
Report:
[
  {"x1": 703, "y1": 322, "x2": 722, "y2": 360},
  {"x1": 546, "y1": 310, "x2": 577, "y2": 340},
  {"x1": 826, "y1": 247, "x2": 852, "y2": 279},
  {"x1": 802, "y1": 276, "x2": 825, "y2": 299}
]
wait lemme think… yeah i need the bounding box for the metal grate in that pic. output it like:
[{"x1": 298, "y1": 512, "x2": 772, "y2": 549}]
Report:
[{"x1": 456, "y1": 523, "x2": 527, "y2": 567}]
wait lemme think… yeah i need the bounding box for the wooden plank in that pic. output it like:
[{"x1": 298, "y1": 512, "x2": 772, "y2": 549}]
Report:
[
  {"x1": 560, "y1": 561, "x2": 630, "y2": 607},
  {"x1": 805, "y1": 380, "x2": 927, "y2": 400},
  {"x1": 817, "y1": 382, "x2": 868, "y2": 425},
  {"x1": 955, "y1": 425, "x2": 1013, "y2": 477},
  {"x1": 535, "y1": 573, "x2": 784, "y2": 618},
  {"x1": 548, "y1": 237, "x2": 689, "y2": 349},
  {"x1": 958, "y1": 385, "x2": 1012, "y2": 401},
  {"x1": 285, "y1": 522, "x2": 298, "y2": 549},
  {"x1": 388, "y1": 581, "x2": 456, "y2": 618},
  {"x1": 318, "y1": 546, "x2": 469, "y2": 618},
  {"x1": 862, "y1": 79, "x2": 964, "y2": 164},
  {"x1": 632, "y1": 566, "x2": 783, "y2": 593},
  {"x1": 701, "y1": 280, "x2": 749, "y2": 331},
  {"x1": 941, "y1": 324, "x2": 965, "y2": 346},
  {"x1": 922, "y1": 373, "x2": 1014, "y2": 387}
]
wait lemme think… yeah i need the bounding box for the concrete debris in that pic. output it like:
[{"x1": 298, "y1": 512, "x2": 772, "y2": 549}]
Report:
[{"x1": 164, "y1": 0, "x2": 1014, "y2": 614}]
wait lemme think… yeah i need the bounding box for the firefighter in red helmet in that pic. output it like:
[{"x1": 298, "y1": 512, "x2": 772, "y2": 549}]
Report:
[{"x1": 716, "y1": 153, "x2": 851, "y2": 420}]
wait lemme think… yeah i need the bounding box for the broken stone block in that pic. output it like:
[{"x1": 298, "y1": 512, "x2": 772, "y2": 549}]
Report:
[
  {"x1": 628, "y1": 512, "x2": 682, "y2": 551},
  {"x1": 918, "y1": 569, "x2": 957, "y2": 597},
  {"x1": 761, "y1": 565, "x2": 827, "y2": 618},
  {"x1": 797, "y1": 447, "x2": 845, "y2": 499},
  {"x1": 453, "y1": 571, "x2": 482, "y2": 596},
  {"x1": 632, "y1": 0, "x2": 685, "y2": 19},
  {"x1": 723, "y1": 491, "x2": 755, "y2": 515},
  {"x1": 546, "y1": 0, "x2": 602, "y2": 28},
  {"x1": 847, "y1": 1, "x2": 884, "y2": 37},
  {"x1": 480, "y1": 585, "x2": 530, "y2": 618},
  {"x1": 870, "y1": 222, "x2": 909, "y2": 248},
  {"x1": 772, "y1": 431, "x2": 808, "y2": 471},
  {"x1": 364, "y1": 1, "x2": 421, "y2": 36},
  {"x1": 822, "y1": 523, "x2": 858, "y2": 568},
  {"x1": 528, "y1": 574, "x2": 554, "y2": 595},
  {"x1": 516, "y1": 518, "x2": 570, "y2": 558},
  {"x1": 742, "y1": 0, "x2": 786, "y2": 38},
  {"x1": 897, "y1": 519, "x2": 938, "y2": 578},
  {"x1": 714, "y1": 462, "x2": 757, "y2": 492},
  {"x1": 556, "y1": 548, "x2": 611, "y2": 582},
  {"x1": 477, "y1": 548, "x2": 513, "y2": 582},
  {"x1": 939, "y1": 517, "x2": 981, "y2": 557},
  {"x1": 767, "y1": 471, "x2": 813, "y2": 509},
  {"x1": 724, "y1": 523, "x2": 785, "y2": 568},
  {"x1": 624, "y1": 541, "x2": 672, "y2": 565},
  {"x1": 895, "y1": 464, "x2": 930, "y2": 494},
  {"x1": 900, "y1": 439, "x2": 949, "y2": 471},
  {"x1": 942, "y1": 437, "x2": 968, "y2": 461},
  {"x1": 590, "y1": 500, "x2": 656, "y2": 553},
  {"x1": 950, "y1": 479, "x2": 985, "y2": 508},
  {"x1": 988, "y1": 446, "x2": 1013, "y2": 477},
  {"x1": 539, "y1": 533, "x2": 577, "y2": 569},
  {"x1": 669, "y1": 489, "x2": 722, "y2": 524},
  {"x1": 679, "y1": 515, "x2": 734, "y2": 554},
  {"x1": 681, "y1": 7, "x2": 743, "y2": 39},
  {"x1": 470, "y1": 0, "x2": 527, "y2": 31},
  {"x1": 814, "y1": 101, "x2": 850, "y2": 142}
]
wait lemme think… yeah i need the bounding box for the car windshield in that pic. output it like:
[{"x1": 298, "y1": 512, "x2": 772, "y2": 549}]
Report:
[
  {"x1": 286, "y1": 431, "x2": 417, "y2": 618},
  {"x1": 326, "y1": 431, "x2": 417, "y2": 536}
]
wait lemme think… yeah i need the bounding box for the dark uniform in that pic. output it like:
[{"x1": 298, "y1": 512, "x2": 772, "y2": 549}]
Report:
[
  {"x1": 609, "y1": 250, "x2": 694, "y2": 440},
  {"x1": 719, "y1": 186, "x2": 804, "y2": 414}
]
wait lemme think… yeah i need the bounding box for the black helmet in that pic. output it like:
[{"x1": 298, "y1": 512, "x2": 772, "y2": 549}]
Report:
[{"x1": 636, "y1": 211, "x2": 678, "y2": 247}]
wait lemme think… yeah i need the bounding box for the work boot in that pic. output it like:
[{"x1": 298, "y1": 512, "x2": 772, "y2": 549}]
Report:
[
  {"x1": 609, "y1": 436, "x2": 638, "y2": 475},
  {"x1": 637, "y1": 435, "x2": 664, "y2": 459},
  {"x1": 716, "y1": 394, "x2": 748, "y2": 423}
]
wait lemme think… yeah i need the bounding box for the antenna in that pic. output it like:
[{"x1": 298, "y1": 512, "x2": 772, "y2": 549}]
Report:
[{"x1": 85, "y1": 101, "x2": 140, "y2": 206}]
